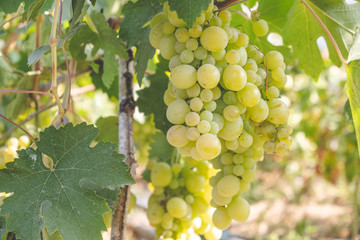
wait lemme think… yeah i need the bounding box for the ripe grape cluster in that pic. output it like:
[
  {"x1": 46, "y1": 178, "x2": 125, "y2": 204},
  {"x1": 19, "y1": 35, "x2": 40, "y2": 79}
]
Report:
[
  {"x1": 148, "y1": 0, "x2": 292, "y2": 238},
  {"x1": 0, "y1": 135, "x2": 30, "y2": 169}
]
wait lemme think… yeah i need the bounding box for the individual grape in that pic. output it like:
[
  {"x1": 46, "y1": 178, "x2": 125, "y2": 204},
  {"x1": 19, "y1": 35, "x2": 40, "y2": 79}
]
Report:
[
  {"x1": 244, "y1": 59, "x2": 258, "y2": 71},
  {"x1": 219, "y1": 10, "x2": 232, "y2": 24},
  {"x1": 223, "y1": 91, "x2": 238, "y2": 105},
  {"x1": 243, "y1": 157, "x2": 255, "y2": 169},
  {"x1": 200, "y1": 26, "x2": 228, "y2": 52},
  {"x1": 238, "y1": 131, "x2": 253, "y2": 148},
  {"x1": 196, "y1": 133, "x2": 221, "y2": 160},
  {"x1": 149, "y1": 23, "x2": 164, "y2": 49},
  {"x1": 266, "y1": 51, "x2": 284, "y2": 70},
  {"x1": 222, "y1": 26, "x2": 234, "y2": 40},
  {"x1": 267, "y1": 99, "x2": 289, "y2": 125},
  {"x1": 194, "y1": 47, "x2": 207, "y2": 60},
  {"x1": 212, "y1": 186, "x2": 232, "y2": 206},
  {"x1": 252, "y1": 19, "x2": 269, "y2": 37},
  {"x1": 166, "y1": 99, "x2": 190, "y2": 124},
  {"x1": 166, "y1": 197, "x2": 188, "y2": 218},
  {"x1": 220, "y1": 153, "x2": 233, "y2": 165},
  {"x1": 200, "y1": 89, "x2": 214, "y2": 102},
  {"x1": 223, "y1": 65, "x2": 247, "y2": 91},
  {"x1": 212, "y1": 87, "x2": 222, "y2": 100},
  {"x1": 186, "y1": 127, "x2": 200, "y2": 141},
  {"x1": 174, "y1": 41, "x2": 186, "y2": 54},
  {"x1": 147, "y1": 202, "x2": 165, "y2": 225},
  {"x1": 235, "y1": 33, "x2": 249, "y2": 47},
  {"x1": 233, "y1": 164, "x2": 245, "y2": 176},
  {"x1": 186, "y1": 38, "x2": 199, "y2": 51},
  {"x1": 164, "y1": 89, "x2": 176, "y2": 106},
  {"x1": 237, "y1": 83, "x2": 261, "y2": 107},
  {"x1": 190, "y1": 97, "x2": 203, "y2": 112},
  {"x1": 212, "y1": 49, "x2": 226, "y2": 61},
  {"x1": 247, "y1": 99, "x2": 269, "y2": 123},
  {"x1": 167, "y1": 125, "x2": 189, "y2": 147},
  {"x1": 188, "y1": 24, "x2": 202, "y2": 38},
  {"x1": 212, "y1": 113, "x2": 224, "y2": 130},
  {"x1": 271, "y1": 67, "x2": 287, "y2": 85},
  {"x1": 204, "y1": 101, "x2": 217, "y2": 111},
  {"x1": 223, "y1": 105, "x2": 240, "y2": 122},
  {"x1": 185, "y1": 112, "x2": 200, "y2": 126},
  {"x1": 209, "y1": 16, "x2": 222, "y2": 27},
  {"x1": 277, "y1": 128, "x2": 290, "y2": 139},
  {"x1": 180, "y1": 49, "x2": 194, "y2": 63},
  {"x1": 229, "y1": 29, "x2": 239, "y2": 43},
  {"x1": 197, "y1": 64, "x2": 221, "y2": 89},
  {"x1": 169, "y1": 55, "x2": 181, "y2": 71},
  {"x1": 186, "y1": 173, "x2": 205, "y2": 193},
  {"x1": 275, "y1": 141, "x2": 289, "y2": 156},
  {"x1": 150, "y1": 12, "x2": 168, "y2": 28},
  {"x1": 216, "y1": 175, "x2": 240, "y2": 197},
  {"x1": 266, "y1": 86, "x2": 280, "y2": 99},
  {"x1": 242, "y1": 169, "x2": 256, "y2": 182},
  {"x1": 264, "y1": 139, "x2": 276, "y2": 153},
  {"x1": 225, "y1": 139, "x2": 239, "y2": 151},
  {"x1": 238, "y1": 47, "x2": 248, "y2": 66},
  {"x1": 173, "y1": 87, "x2": 188, "y2": 99},
  {"x1": 218, "y1": 117, "x2": 243, "y2": 141},
  {"x1": 200, "y1": 110, "x2": 213, "y2": 121},
  {"x1": 232, "y1": 153, "x2": 244, "y2": 164},
  {"x1": 247, "y1": 45, "x2": 264, "y2": 64},
  {"x1": 160, "y1": 34, "x2": 177, "y2": 60},
  {"x1": 225, "y1": 49, "x2": 240, "y2": 65},
  {"x1": 202, "y1": 55, "x2": 216, "y2": 65},
  {"x1": 227, "y1": 196, "x2": 250, "y2": 222},
  {"x1": 257, "y1": 67, "x2": 267, "y2": 80},
  {"x1": 170, "y1": 64, "x2": 197, "y2": 89},
  {"x1": 197, "y1": 120, "x2": 211, "y2": 134},
  {"x1": 162, "y1": 22, "x2": 175, "y2": 35},
  {"x1": 186, "y1": 83, "x2": 201, "y2": 97},
  {"x1": 245, "y1": 70, "x2": 258, "y2": 85},
  {"x1": 192, "y1": 196, "x2": 209, "y2": 215},
  {"x1": 168, "y1": 10, "x2": 187, "y2": 27},
  {"x1": 151, "y1": 162, "x2": 172, "y2": 187},
  {"x1": 195, "y1": 12, "x2": 206, "y2": 25}
]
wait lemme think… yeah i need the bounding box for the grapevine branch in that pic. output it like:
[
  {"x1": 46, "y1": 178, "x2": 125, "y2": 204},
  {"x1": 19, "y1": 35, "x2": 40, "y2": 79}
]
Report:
[
  {"x1": 301, "y1": 0, "x2": 347, "y2": 66},
  {"x1": 111, "y1": 51, "x2": 136, "y2": 240},
  {"x1": 0, "y1": 114, "x2": 37, "y2": 142},
  {"x1": 0, "y1": 89, "x2": 52, "y2": 96}
]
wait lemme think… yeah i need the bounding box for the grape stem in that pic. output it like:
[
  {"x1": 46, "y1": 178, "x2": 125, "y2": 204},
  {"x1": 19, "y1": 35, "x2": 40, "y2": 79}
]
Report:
[
  {"x1": 0, "y1": 113, "x2": 38, "y2": 142},
  {"x1": 301, "y1": 0, "x2": 347, "y2": 66},
  {"x1": 0, "y1": 89, "x2": 52, "y2": 96}
]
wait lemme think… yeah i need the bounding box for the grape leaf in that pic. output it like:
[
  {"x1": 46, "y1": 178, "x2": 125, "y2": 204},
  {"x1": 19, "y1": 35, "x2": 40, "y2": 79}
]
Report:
[
  {"x1": 283, "y1": 0, "x2": 360, "y2": 78},
  {"x1": 149, "y1": 132, "x2": 174, "y2": 163},
  {"x1": 25, "y1": 0, "x2": 45, "y2": 20},
  {"x1": 95, "y1": 116, "x2": 118, "y2": 144},
  {"x1": 0, "y1": 123, "x2": 134, "y2": 240},
  {"x1": 89, "y1": 11, "x2": 127, "y2": 88},
  {"x1": 348, "y1": 30, "x2": 360, "y2": 62},
  {"x1": 90, "y1": 61, "x2": 118, "y2": 99},
  {"x1": 69, "y1": 24, "x2": 100, "y2": 61},
  {"x1": 0, "y1": 0, "x2": 34, "y2": 14},
  {"x1": 168, "y1": 0, "x2": 211, "y2": 27},
  {"x1": 0, "y1": 217, "x2": 6, "y2": 238},
  {"x1": 119, "y1": 0, "x2": 162, "y2": 85},
  {"x1": 137, "y1": 56, "x2": 171, "y2": 135}
]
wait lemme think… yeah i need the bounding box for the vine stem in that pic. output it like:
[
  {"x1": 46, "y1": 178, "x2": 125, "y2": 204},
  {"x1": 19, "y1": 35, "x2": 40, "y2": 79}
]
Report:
[
  {"x1": 0, "y1": 113, "x2": 37, "y2": 142},
  {"x1": 0, "y1": 89, "x2": 52, "y2": 96},
  {"x1": 301, "y1": 0, "x2": 347, "y2": 66}
]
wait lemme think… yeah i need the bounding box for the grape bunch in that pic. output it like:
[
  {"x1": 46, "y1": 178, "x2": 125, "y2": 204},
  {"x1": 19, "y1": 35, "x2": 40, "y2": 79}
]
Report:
[
  {"x1": 147, "y1": 158, "x2": 221, "y2": 240},
  {"x1": 0, "y1": 135, "x2": 30, "y2": 169},
  {"x1": 148, "y1": 0, "x2": 292, "y2": 237}
]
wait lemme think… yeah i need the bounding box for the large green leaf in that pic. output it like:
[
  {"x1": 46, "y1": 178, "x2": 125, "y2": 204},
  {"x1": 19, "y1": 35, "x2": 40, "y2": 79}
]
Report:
[
  {"x1": 95, "y1": 116, "x2": 118, "y2": 144},
  {"x1": 348, "y1": 31, "x2": 360, "y2": 62},
  {"x1": 90, "y1": 11, "x2": 127, "y2": 88},
  {"x1": 0, "y1": 123, "x2": 134, "y2": 240},
  {"x1": 69, "y1": 24, "x2": 100, "y2": 61},
  {"x1": 137, "y1": 56, "x2": 171, "y2": 135},
  {"x1": 119, "y1": 0, "x2": 162, "y2": 85},
  {"x1": 0, "y1": 0, "x2": 34, "y2": 14},
  {"x1": 168, "y1": 0, "x2": 211, "y2": 27}
]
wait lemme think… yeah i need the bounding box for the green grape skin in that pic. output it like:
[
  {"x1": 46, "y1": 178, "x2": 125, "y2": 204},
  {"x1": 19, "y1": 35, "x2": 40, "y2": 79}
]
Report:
[
  {"x1": 186, "y1": 127, "x2": 200, "y2": 141},
  {"x1": 225, "y1": 50, "x2": 241, "y2": 65},
  {"x1": 149, "y1": 23, "x2": 164, "y2": 49},
  {"x1": 200, "y1": 110, "x2": 213, "y2": 122},
  {"x1": 166, "y1": 197, "x2": 188, "y2": 218},
  {"x1": 219, "y1": 10, "x2": 232, "y2": 24},
  {"x1": 247, "y1": 99, "x2": 269, "y2": 123},
  {"x1": 223, "y1": 105, "x2": 241, "y2": 122},
  {"x1": 168, "y1": 55, "x2": 181, "y2": 71},
  {"x1": 168, "y1": 10, "x2": 187, "y2": 27},
  {"x1": 191, "y1": 196, "x2": 209, "y2": 215},
  {"x1": 218, "y1": 117, "x2": 243, "y2": 141},
  {"x1": 151, "y1": 162, "x2": 173, "y2": 187},
  {"x1": 265, "y1": 51, "x2": 284, "y2": 70},
  {"x1": 197, "y1": 120, "x2": 211, "y2": 133},
  {"x1": 266, "y1": 86, "x2": 280, "y2": 99},
  {"x1": 186, "y1": 38, "x2": 198, "y2": 51},
  {"x1": 147, "y1": 202, "x2": 165, "y2": 225},
  {"x1": 196, "y1": 133, "x2": 222, "y2": 160},
  {"x1": 200, "y1": 89, "x2": 213, "y2": 102},
  {"x1": 238, "y1": 131, "x2": 253, "y2": 148},
  {"x1": 235, "y1": 33, "x2": 249, "y2": 48},
  {"x1": 197, "y1": 64, "x2": 221, "y2": 89},
  {"x1": 170, "y1": 64, "x2": 197, "y2": 89},
  {"x1": 190, "y1": 97, "x2": 203, "y2": 112},
  {"x1": 212, "y1": 186, "x2": 232, "y2": 206},
  {"x1": 223, "y1": 91, "x2": 238, "y2": 105},
  {"x1": 150, "y1": 12, "x2": 168, "y2": 28},
  {"x1": 233, "y1": 164, "x2": 245, "y2": 176},
  {"x1": 227, "y1": 196, "x2": 250, "y2": 222},
  {"x1": 189, "y1": 23, "x2": 203, "y2": 38},
  {"x1": 252, "y1": 19, "x2": 269, "y2": 37},
  {"x1": 216, "y1": 175, "x2": 240, "y2": 197},
  {"x1": 160, "y1": 34, "x2": 177, "y2": 60},
  {"x1": 200, "y1": 26, "x2": 228, "y2": 52},
  {"x1": 194, "y1": 47, "x2": 208, "y2": 60},
  {"x1": 212, "y1": 49, "x2": 226, "y2": 61},
  {"x1": 212, "y1": 207, "x2": 232, "y2": 230},
  {"x1": 267, "y1": 99, "x2": 289, "y2": 125},
  {"x1": 162, "y1": 22, "x2": 175, "y2": 35},
  {"x1": 242, "y1": 169, "x2": 256, "y2": 182},
  {"x1": 167, "y1": 125, "x2": 189, "y2": 147},
  {"x1": 180, "y1": 49, "x2": 194, "y2": 64},
  {"x1": 185, "y1": 173, "x2": 205, "y2": 193},
  {"x1": 175, "y1": 41, "x2": 186, "y2": 54},
  {"x1": 185, "y1": 112, "x2": 200, "y2": 126},
  {"x1": 223, "y1": 65, "x2": 247, "y2": 91},
  {"x1": 166, "y1": 99, "x2": 190, "y2": 124},
  {"x1": 237, "y1": 83, "x2": 261, "y2": 107}
]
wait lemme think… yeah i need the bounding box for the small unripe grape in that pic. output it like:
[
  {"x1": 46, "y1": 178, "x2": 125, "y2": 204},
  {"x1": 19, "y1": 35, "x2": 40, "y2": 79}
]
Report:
[
  {"x1": 219, "y1": 10, "x2": 232, "y2": 24},
  {"x1": 194, "y1": 47, "x2": 208, "y2": 60},
  {"x1": 186, "y1": 127, "x2": 200, "y2": 141},
  {"x1": 252, "y1": 19, "x2": 269, "y2": 37},
  {"x1": 233, "y1": 164, "x2": 245, "y2": 176},
  {"x1": 197, "y1": 120, "x2": 211, "y2": 133},
  {"x1": 188, "y1": 24, "x2": 202, "y2": 38},
  {"x1": 225, "y1": 50, "x2": 241, "y2": 65},
  {"x1": 202, "y1": 55, "x2": 216, "y2": 65},
  {"x1": 175, "y1": 41, "x2": 186, "y2": 54},
  {"x1": 209, "y1": 16, "x2": 222, "y2": 27},
  {"x1": 186, "y1": 38, "x2": 199, "y2": 51},
  {"x1": 162, "y1": 22, "x2": 175, "y2": 35},
  {"x1": 266, "y1": 51, "x2": 284, "y2": 70},
  {"x1": 212, "y1": 49, "x2": 226, "y2": 61},
  {"x1": 185, "y1": 112, "x2": 200, "y2": 126},
  {"x1": 235, "y1": 33, "x2": 249, "y2": 47},
  {"x1": 180, "y1": 49, "x2": 195, "y2": 63},
  {"x1": 200, "y1": 89, "x2": 213, "y2": 102},
  {"x1": 190, "y1": 97, "x2": 203, "y2": 112},
  {"x1": 204, "y1": 101, "x2": 217, "y2": 111},
  {"x1": 200, "y1": 110, "x2": 213, "y2": 121}
]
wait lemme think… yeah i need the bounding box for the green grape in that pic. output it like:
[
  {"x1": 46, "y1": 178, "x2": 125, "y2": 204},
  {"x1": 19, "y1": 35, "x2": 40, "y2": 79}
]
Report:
[
  {"x1": 186, "y1": 83, "x2": 201, "y2": 97},
  {"x1": 197, "y1": 64, "x2": 221, "y2": 89},
  {"x1": 225, "y1": 49, "x2": 240, "y2": 65},
  {"x1": 162, "y1": 22, "x2": 175, "y2": 35},
  {"x1": 216, "y1": 175, "x2": 240, "y2": 197},
  {"x1": 180, "y1": 49, "x2": 194, "y2": 63},
  {"x1": 168, "y1": 10, "x2": 187, "y2": 27},
  {"x1": 151, "y1": 162, "x2": 172, "y2": 187},
  {"x1": 212, "y1": 207, "x2": 232, "y2": 230},
  {"x1": 185, "y1": 112, "x2": 200, "y2": 126},
  {"x1": 147, "y1": 202, "x2": 165, "y2": 225},
  {"x1": 277, "y1": 128, "x2": 290, "y2": 139},
  {"x1": 203, "y1": 100, "x2": 217, "y2": 112},
  {"x1": 239, "y1": 180, "x2": 251, "y2": 192},
  {"x1": 225, "y1": 139, "x2": 239, "y2": 151},
  {"x1": 219, "y1": 10, "x2": 232, "y2": 24},
  {"x1": 192, "y1": 196, "x2": 209, "y2": 215},
  {"x1": 167, "y1": 125, "x2": 189, "y2": 147},
  {"x1": 166, "y1": 99, "x2": 190, "y2": 124},
  {"x1": 247, "y1": 99, "x2": 269, "y2": 123},
  {"x1": 211, "y1": 87, "x2": 221, "y2": 100},
  {"x1": 233, "y1": 164, "x2": 245, "y2": 176},
  {"x1": 149, "y1": 23, "x2": 164, "y2": 49},
  {"x1": 247, "y1": 45, "x2": 264, "y2": 64},
  {"x1": 190, "y1": 58, "x2": 201, "y2": 68},
  {"x1": 237, "y1": 83, "x2": 261, "y2": 107},
  {"x1": 196, "y1": 133, "x2": 221, "y2": 160},
  {"x1": 252, "y1": 19, "x2": 269, "y2": 37},
  {"x1": 169, "y1": 55, "x2": 181, "y2": 71},
  {"x1": 186, "y1": 127, "x2": 200, "y2": 141},
  {"x1": 218, "y1": 117, "x2": 243, "y2": 141},
  {"x1": 220, "y1": 153, "x2": 233, "y2": 165},
  {"x1": 245, "y1": 70, "x2": 258, "y2": 85},
  {"x1": 223, "y1": 65, "x2": 247, "y2": 91},
  {"x1": 266, "y1": 86, "x2": 280, "y2": 99},
  {"x1": 244, "y1": 59, "x2": 258, "y2": 71},
  {"x1": 200, "y1": 26, "x2": 228, "y2": 52},
  {"x1": 265, "y1": 51, "x2": 284, "y2": 70},
  {"x1": 173, "y1": 87, "x2": 188, "y2": 99},
  {"x1": 189, "y1": 24, "x2": 203, "y2": 38},
  {"x1": 271, "y1": 67, "x2": 287, "y2": 86},
  {"x1": 200, "y1": 110, "x2": 213, "y2": 121},
  {"x1": 202, "y1": 55, "x2": 216, "y2": 65},
  {"x1": 200, "y1": 89, "x2": 214, "y2": 102},
  {"x1": 171, "y1": 64, "x2": 197, "y2": 89},
  {"x1": 212, "y1": 113, "x2": 224, "y2": 130},
  {"x1": 166, "y1": 197, "x2": 188, "y2": 218},
  {"x1": 229, "y1": 29, "x2": 239, "y2": 43},
  {"x1": 160, "y1": 34, "x2": 177, "y2": 60},
  {"x1": 212, "y1": 49, "x2": 226, "y2": 61},
  {"x1": 264, "y1": 139, "x2": 276, "y2": 153},
  {"x1": 209, "y1": 16, "x2": 222, "y2": 27},
  {"x1": 238, "y1": 47, "x2": 248, "y2": 66},
  {"x1": 175, "y1": 41, "x2": 186, "y2": 54},
  {"x1": 223, "y1": 105, "x2": 240, "y2": 122},
  {"x1": 150, "y1": 12, "x2": 168, "y2": 28},
  {"x1": 243, "y1": 157, "x2": 255, "y2": 169},
  {"x1": 222, "y1": 26, "x2": 233, "y2": 40},
  {"x1": 212, "y1": 186, "x2": 232, "y2": 206},
  {"x1": 186, "y1": 173, "x2": 205, "y2": 193},
  {"x1": 210, "y1": 121, "x2": 220, "y2": 135},
  {"x1": 267, "y1": 99, "x2": 289, "y2": 125},
  {"x1": 257, "y1": 68, "x2": 267, "y2": 80},
  {"x1": 171, "y1": 163, "x2": 182, "y2": 174},
  {"x1": 185, "y1": 38, "x2": 199, "y2": 51},
  {"x1": 235, "y1": 33, "x2": 249, "y2": 47},
  {"x1": 185, "y1": 194, "x2": 195, "y2": 204},
  {"x1": 190, "y1": 97, "x2": 203, "y2": 112},
  {"x1": 194, "y1": 47, "x2": 208, "y2": 60},
  {"x1": 195, "y1": 12, "x2": 206, "y2": 25},
  {"x1": 242, "y1": 169, "x2": 256, "y2": 182},
  {"x1": 275, "y1": 141, "x2": 289, "y2": 156},
  {"x1": 197, "y1": 120, "x2": 211, "y2": 133},
  {"x1": 223, "y1": 91, "x2": 238, "y2": 105},
  {"x1": 227, "y1": 196, "x2": 250, "y2": 222},
  {"x1": 238, "y1": 131, "x2": 253, "y2": 148},
  {"x1": 232, "y1": 154, "x2": 244, "y2": 164}
]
